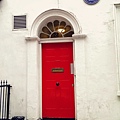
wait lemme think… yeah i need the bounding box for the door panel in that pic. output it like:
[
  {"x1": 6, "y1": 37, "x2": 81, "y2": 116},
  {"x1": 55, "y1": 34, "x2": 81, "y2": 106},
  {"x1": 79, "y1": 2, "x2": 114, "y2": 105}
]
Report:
[{"x1": 42, "y1": 42, "x2": 75, "y2": 118}]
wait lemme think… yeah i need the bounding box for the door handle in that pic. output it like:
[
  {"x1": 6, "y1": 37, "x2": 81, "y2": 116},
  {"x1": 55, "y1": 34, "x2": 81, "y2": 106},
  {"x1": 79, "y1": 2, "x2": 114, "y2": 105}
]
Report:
[
  {"x1": 56, "y1": 82, "x2": 60, "y2": 86},
  {"x1": 70, "y1": 63, "x2": 74, "y2": 74}
]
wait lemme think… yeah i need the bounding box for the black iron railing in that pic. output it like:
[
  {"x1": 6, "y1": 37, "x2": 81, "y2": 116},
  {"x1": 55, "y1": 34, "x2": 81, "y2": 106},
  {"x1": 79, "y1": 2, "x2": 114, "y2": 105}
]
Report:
[{"x1": 0, "y1": 80, "x2": 12, "y2": 120}]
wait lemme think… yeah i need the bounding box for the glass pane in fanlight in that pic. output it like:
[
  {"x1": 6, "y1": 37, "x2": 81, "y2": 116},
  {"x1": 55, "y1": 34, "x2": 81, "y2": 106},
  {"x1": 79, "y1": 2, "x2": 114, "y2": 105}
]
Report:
[
  {"x1": 40, "y1": 33, "x2": 49, "y2": 38},
  {"x1": 64, "y1": 31, "x2": 74, "y2": 37},
  {"x1": 42, "y1": 27, "x2": 51, "y2": 34},
  {"x1": 64, "y1": 25, "x2": 71, "y2": 33},
  {"x1": 47, "y1": 22, "x2": 54, "y2": 32},
  {"x1": 54, "y1": 20, "x2": 59, "y2": 31},
  {"x1": 60, "y1": 21, "x2": 66, "y2": 27},
  {"x1": 51, "y1": 32, "x2": 62, "y2": 38}
]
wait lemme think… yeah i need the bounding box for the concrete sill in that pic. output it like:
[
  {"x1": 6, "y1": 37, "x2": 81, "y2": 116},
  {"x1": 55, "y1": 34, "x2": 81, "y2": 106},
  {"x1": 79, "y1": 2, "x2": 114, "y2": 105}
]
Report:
[{"x1": 117, "y1": 91, "x2": 120, "y2": 96}]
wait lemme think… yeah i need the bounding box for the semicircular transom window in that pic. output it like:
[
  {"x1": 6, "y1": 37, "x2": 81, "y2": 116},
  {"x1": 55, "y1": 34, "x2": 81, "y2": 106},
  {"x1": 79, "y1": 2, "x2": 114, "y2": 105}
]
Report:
[{"x1": 39, "y1": 20, "x2": 74, "y2": 38}]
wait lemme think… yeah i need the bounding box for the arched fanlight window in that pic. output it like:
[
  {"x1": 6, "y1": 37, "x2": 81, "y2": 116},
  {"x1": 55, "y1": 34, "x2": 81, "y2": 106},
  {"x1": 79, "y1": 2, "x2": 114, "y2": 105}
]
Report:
[{"x1": 39, "y1": 20, "x2": 74, "y2": 38}]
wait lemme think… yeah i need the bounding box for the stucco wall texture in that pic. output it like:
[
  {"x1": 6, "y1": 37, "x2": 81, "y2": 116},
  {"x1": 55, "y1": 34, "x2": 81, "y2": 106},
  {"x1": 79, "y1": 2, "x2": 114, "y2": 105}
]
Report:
[{"x1": 0, "y1": 0, "x2": 120, "y2": 120}]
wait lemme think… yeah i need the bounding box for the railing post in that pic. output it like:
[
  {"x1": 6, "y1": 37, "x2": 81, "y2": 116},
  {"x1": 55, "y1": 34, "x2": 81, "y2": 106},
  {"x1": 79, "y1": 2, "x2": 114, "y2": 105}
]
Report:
[
  {"x1": 0, "y1": 81, "x2": 2, "y2": 119},
  {"x1": 7, "y1": 84, "x2": 10, "y2": 120},
  {"x1": 2, "y1": 81, "x2": 5, "y2": 119}
]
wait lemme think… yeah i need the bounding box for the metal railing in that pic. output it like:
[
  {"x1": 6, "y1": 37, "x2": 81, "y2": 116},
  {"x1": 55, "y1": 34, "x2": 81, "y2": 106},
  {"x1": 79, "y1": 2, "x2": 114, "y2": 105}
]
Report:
[{"x1": 0, "y1": 80, "x2": 12, "y2": 120}]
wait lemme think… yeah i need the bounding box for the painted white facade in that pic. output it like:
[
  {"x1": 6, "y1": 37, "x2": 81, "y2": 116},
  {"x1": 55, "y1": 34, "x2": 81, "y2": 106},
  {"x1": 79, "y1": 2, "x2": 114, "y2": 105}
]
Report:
[{"x1": 0, "y1": 0, "x2": 120, "y2": 120}]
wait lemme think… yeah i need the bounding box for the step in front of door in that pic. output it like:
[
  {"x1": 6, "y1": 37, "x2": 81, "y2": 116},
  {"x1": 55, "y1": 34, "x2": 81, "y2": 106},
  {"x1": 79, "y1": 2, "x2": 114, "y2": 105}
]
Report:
[{"x1": 42, "y1": 118, "x2": 75, "y2": 120}]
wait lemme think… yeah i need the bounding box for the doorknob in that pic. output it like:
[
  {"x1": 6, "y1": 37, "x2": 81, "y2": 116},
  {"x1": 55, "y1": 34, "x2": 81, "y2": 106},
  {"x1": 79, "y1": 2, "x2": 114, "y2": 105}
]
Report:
[{"x1": 56, "y1": 82, "x2": 60, "y2": 86}]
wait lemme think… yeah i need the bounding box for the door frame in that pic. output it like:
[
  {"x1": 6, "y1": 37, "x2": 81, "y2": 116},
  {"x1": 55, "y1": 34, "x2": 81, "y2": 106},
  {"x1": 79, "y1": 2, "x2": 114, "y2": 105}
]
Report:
[
  {"x1": 39, "y1": 38, "x2": 75, "y2": 119},
  {"x1": 25, "y1": 9, "x2": 87, "y2": 120},
  {"x1": 39, "y1": 37, "x2": 76, "y2": 118},
  {"x1": 25, "y1": 34, "x2": 86, "y2": 120}
]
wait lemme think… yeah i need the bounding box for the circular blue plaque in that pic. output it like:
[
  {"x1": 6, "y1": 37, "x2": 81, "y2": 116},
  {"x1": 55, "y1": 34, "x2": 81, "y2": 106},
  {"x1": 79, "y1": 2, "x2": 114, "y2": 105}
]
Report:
[{"x1": 84, "y1": 0, "x2": 99, "y2": 5}]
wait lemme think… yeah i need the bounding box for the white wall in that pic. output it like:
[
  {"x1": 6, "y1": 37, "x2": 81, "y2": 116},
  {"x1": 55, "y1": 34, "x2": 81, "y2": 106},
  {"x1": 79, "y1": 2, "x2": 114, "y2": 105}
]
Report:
[{"x1": 0, "y1": 0, "x2": 120, "y2": 120}]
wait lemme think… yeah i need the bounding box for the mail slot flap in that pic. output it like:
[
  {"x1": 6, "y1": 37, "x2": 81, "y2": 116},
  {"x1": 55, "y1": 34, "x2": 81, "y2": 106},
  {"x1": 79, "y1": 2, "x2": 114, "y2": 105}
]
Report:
[{"x1": 52, "y1": 68, "x2": 64, "y2": 73}]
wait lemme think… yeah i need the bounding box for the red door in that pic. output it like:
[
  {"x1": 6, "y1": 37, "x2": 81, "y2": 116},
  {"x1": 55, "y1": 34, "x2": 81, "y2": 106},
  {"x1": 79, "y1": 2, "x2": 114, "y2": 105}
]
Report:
[{"x1": 42, "y1": 42, "x2": 75, "y2": 119}]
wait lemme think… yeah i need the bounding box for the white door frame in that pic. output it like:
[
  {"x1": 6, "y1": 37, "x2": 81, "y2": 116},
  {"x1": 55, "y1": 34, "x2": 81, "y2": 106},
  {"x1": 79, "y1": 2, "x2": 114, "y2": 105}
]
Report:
[{"x1": 25, "y1": 9, "x2": 87, "y2": 120}]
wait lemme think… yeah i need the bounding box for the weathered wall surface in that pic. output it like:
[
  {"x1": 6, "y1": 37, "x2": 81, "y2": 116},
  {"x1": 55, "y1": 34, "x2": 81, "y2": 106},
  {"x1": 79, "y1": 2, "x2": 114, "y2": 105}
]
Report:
[{"x1": 0, "y1": 0, "x2": 120, "y2": 120}]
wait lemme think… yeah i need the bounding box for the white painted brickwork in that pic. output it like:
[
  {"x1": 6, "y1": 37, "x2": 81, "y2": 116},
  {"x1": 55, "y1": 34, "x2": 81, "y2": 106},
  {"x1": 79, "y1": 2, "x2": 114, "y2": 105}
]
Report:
[{"x1": 0, "y1": 0, "x2": 120, "y2": 120}]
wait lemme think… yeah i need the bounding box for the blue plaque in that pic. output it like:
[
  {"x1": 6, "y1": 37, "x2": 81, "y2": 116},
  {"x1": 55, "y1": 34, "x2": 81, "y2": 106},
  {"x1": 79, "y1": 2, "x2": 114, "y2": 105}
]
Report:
[{"x1": 84, "y1": 0, "x2": 99, "y2": 5}]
